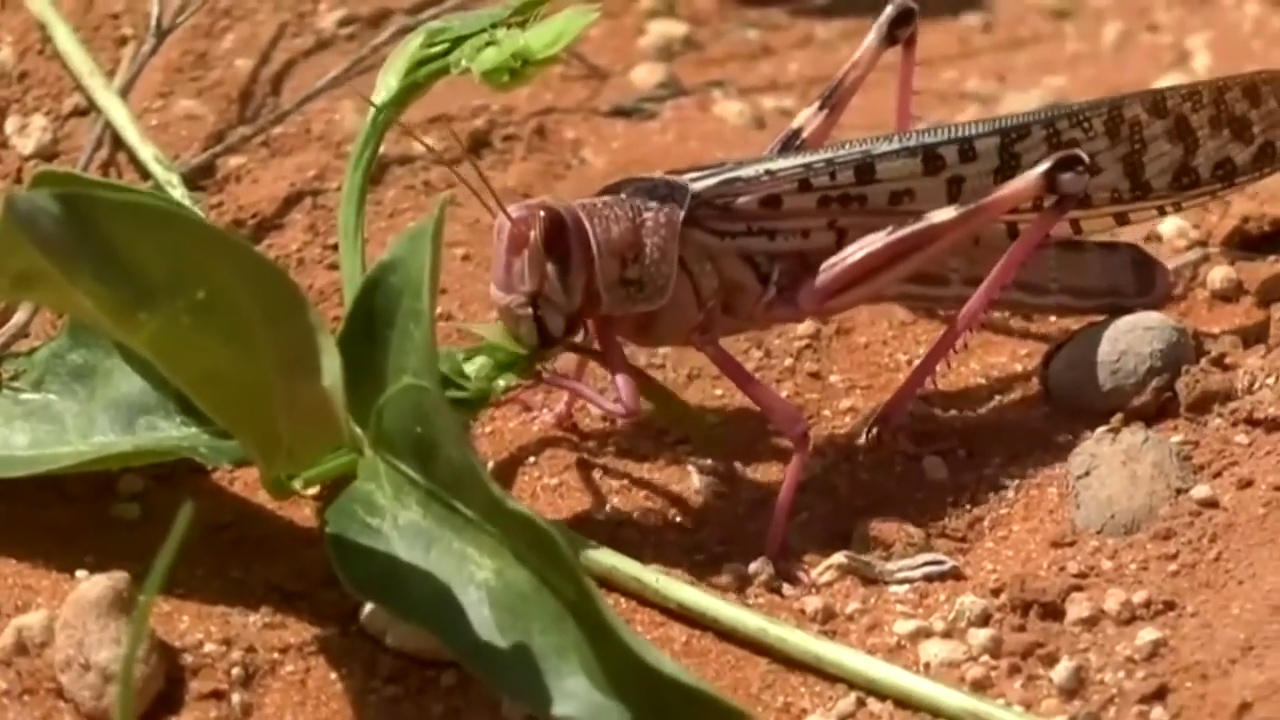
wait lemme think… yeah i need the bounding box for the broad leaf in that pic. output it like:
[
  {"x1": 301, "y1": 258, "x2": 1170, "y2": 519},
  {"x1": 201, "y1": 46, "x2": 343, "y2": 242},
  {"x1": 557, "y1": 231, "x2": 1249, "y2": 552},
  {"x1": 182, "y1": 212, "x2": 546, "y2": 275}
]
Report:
[
  {"x1": 0, "y1": 169, "x2": 348, "y2": 477},
  {"x1": 326, "y1": 202, "x2": 747, "y2": 718},
  {"x1": 0, "y1": 322, "x2": 243, "y2": 477}
]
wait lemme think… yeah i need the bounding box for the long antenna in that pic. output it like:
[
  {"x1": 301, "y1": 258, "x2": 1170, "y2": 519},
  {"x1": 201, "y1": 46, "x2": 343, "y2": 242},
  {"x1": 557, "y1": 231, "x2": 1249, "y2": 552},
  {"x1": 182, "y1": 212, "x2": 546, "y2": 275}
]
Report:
[{"x1": 347, "y1": 89, "x2": 507, "y2": 221}]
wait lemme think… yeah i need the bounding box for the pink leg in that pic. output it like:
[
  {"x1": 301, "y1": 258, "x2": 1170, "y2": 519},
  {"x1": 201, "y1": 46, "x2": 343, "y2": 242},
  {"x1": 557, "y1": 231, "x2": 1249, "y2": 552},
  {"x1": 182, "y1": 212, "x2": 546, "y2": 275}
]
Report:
[
  {"x1": 862, "y1": 198, "x2": 1082, "y2": 436},
  {"x1": 692, "y1": 335, "x2": 811, "y2": 562},
  {"x1": 538, "y1": 318, "x2": 642, "y2": 421},
  {"x1": 777, "y1": 150, "x2": 1093, "y2": 439},
  {"x1": 546, "y1": 354, "x2": 589, "y2": 426},
  {"x1": 767, "y1": 0, "x2": 918, "y2": 153}
]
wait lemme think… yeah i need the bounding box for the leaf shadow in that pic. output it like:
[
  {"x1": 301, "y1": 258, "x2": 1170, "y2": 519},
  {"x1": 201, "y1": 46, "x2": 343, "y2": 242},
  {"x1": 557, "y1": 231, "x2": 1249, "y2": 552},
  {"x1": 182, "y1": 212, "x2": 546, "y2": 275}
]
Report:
[
  {"x1": 0, "y1": 465, "x2": 515, "y2": 719},
  {"x1": 493, "y1": 366, "x2": 1100, "y2": 582}
]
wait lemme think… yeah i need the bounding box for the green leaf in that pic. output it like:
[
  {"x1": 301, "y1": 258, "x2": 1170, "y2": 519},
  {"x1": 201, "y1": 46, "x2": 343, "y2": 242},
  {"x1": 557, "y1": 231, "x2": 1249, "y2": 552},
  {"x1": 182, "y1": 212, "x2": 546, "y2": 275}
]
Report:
[
  {"x1": 326, "y1": 387, "x2": 750, "y2": 720},
  {"x1": 325, "y1": 201, "x2": 747, "y2": 718},
  {"x1": 0, "y1": 169, "x2": 348, "y2": 477},
  {"x1": 520, "y1": 6, "x2": 601, "y2": 62},
  {"x1": 0, "y1": 321, "x2": 243, "y2": 477},
  {"x1": 337, "y1": 197, "x2": 451, "y2": 430},
  {"x1": 336, "y1": 1, "x2": 599, "y2": 307}
]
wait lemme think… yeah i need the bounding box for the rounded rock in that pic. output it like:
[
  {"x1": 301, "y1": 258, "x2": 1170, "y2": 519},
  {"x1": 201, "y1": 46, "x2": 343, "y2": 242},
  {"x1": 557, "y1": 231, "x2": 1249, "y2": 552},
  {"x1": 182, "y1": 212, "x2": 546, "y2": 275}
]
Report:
[
  {"x1": 1066, "y1": 424, "x2": 1198, "y2": 536},
  {"x1": 627, "y1": 61, "x2": 679, "y2": 93},
  {"x1": 1041, "y1": 311, "x2": 1195, "y2": 416},
  {"x1": 1048, "y1": 657, "x2": 1085, "y2": 697},
  {"x1": 52, "y1": 571, "x2": 169, "y2": 720},
  {"x1": 917, "y1": 638, "x2": 971, "y2": 671},
  {"x1": 1205, "y1": 264, "x2": 1244, "y2": 301},
  {"x1": 358, "y1": 602, "x2": 454, "y2": 663}
]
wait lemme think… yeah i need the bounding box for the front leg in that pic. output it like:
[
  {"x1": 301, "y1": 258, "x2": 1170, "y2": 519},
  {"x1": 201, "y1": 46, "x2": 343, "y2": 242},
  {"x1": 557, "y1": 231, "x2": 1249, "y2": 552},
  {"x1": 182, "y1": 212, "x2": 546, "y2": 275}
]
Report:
[{"x1": 539, "y1": 318, "x2": 643, "y2": 421}]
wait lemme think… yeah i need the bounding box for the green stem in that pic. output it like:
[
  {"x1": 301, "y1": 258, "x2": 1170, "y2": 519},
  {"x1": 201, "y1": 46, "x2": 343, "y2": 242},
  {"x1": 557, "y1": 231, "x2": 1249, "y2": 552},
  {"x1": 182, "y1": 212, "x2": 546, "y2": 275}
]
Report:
[
  {"x1": 25, "y1": 0, "x2": 200, "y2": 213},
  {"x1": 575, "y1": 539, "x2": 1040, "y2": 720}
]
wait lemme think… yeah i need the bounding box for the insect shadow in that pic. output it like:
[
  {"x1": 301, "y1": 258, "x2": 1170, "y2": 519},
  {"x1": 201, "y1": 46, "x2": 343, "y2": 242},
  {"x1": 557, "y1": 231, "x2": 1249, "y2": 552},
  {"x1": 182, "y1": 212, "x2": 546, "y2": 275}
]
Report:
[{"x1": 491, "y1": 365, "x2": 1101, "y2": 582}]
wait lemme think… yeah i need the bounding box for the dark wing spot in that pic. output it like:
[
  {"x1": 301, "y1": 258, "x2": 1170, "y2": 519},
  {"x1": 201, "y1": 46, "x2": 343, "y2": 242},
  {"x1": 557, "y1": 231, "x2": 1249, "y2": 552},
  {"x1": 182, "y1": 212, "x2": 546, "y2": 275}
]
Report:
[
  {"x1": 852, "y1": 160, "x2": 878, "y2": 186},
  {"x1": 1210, "y1": 157, "x2": 1240, "y2": 186},
  {"x1": 920, "y1": 147, "x2": 948, "y2": 176},
  {"x1": 757, "y1": 193, "x2": 784, "y2": 211},
  {"x1": 1251, "y1": 140, "x2": 1278, "y2": 172}
]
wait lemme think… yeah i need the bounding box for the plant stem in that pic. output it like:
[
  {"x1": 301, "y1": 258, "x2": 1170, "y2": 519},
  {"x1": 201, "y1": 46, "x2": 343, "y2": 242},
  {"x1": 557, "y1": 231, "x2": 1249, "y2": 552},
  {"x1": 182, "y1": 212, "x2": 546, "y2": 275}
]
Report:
[
  {"x1": 26, "y1": 0, "x2": 202, "y2": 213},
  {"x1": 575, "y1": 539, "x2": 1041, "y2": 720}
]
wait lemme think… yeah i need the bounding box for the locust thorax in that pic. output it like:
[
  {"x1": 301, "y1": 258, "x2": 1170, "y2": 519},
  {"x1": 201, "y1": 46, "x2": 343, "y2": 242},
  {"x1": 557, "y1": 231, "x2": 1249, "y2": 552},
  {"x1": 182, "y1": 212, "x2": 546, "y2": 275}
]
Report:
[{"x1": 490, "y1": 199, "x2": 596, "y2": 352}]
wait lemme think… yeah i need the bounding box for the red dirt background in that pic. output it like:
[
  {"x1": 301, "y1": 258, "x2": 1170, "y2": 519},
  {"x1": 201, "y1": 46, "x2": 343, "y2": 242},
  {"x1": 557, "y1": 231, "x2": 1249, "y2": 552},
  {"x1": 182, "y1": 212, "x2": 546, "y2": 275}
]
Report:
[{"x1": 0, "y1": 0, "x2": 1277, "y2": 718}]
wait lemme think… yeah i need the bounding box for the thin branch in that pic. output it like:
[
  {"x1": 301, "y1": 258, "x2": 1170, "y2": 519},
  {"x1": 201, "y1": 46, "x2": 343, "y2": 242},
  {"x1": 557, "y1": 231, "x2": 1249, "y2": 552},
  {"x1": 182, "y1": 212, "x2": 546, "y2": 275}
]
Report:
[{"x1": 177, "y1": 0, "x2": 469, "y2": 180}]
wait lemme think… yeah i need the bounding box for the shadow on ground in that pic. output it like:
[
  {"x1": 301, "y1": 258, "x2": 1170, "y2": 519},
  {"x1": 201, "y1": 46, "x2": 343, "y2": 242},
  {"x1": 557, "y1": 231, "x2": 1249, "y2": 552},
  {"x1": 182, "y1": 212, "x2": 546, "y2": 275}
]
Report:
[
  {"x1": 0, "y1": 463, "x2": 517, "y2": 718},
  {"x1": 492, "y1": 366, "x2": 1102, "y2": 582}
]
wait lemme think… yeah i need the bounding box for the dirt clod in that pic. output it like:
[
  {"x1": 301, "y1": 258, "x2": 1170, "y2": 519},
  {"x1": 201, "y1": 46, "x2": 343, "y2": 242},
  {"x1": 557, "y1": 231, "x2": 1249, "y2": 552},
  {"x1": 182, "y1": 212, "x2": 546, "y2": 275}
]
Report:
[
  {"x1": 0, "y1": 609, "x2": 53, "y2": 660},
  {"x1": 1066, "y1": 425, "x2": 1197, "y2": 535}
]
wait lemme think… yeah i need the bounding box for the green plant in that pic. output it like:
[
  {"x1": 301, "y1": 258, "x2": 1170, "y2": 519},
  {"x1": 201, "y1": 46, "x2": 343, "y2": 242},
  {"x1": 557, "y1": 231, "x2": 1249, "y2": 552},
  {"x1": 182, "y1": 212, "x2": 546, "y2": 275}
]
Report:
[{"x1": 8, "y1": 1, "x2": 1042, "y2": 719}]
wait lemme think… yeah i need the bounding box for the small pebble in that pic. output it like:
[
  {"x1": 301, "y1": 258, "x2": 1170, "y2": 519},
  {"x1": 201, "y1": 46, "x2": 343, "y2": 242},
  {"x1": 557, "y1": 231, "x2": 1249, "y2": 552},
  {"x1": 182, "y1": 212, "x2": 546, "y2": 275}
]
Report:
[
  {"x1": 891, "y1": 618, "x2": 933, "y2": 640},
  {"x1": 637, "y1": 17, "x2": 693, "y2": 58},
  {"x1": 917, "y1": 638, "x2": 971, "y2": 671},
  {"x1": 1064, "y1": 592, "x2": 1100, "y2": 628},
  {"x1": 0, "y1": 609, "x2": 54, "y2": 660},
  {"x1": 949, "y1": 593, "x2": 993, "y2": 628},
  {"x1": 114, "y1": 473, "x2": 147, "y2": 498},
  {"x1": 1102, "y1": 587, "x2": 1136, "y2": 624},
  {"x1": 1133, "y1": 626, "x2": 1168, "y2": 660},
  {"x1": 1049, "y1": 657, "x2": 1085, "y2": 697},
  {"x1": 827, "y1": 692, "x2": 863, "y2": 719},
  {"x1": 711, "y1": 97, "x2": 764, "y2": 129},
  {"x1": 747, "y1": 556, "x2": 775, "y2": 583},
  {"x1": 1148, "y1": 215, "x2": 1205, "y2": 249},
  {"x1": 627, "y1": 61, "x2": 679, "y2": 93},
  {"x1": 921, "y1": 454, "x2": 949, "y2": 482},
  {"x1": 797, "y1": 595, "x2": 835, "y2": 625},
  {"x1": 1205, "y1": 264, "x2": 1244, "y2": 301},
  {"x1": 963, "y1": 664, "x2": 994, "y2": 690},
  {"x1": 965, "y1": 627, "x2": 1003, "y2": 658},
  {"x1": 4, "y1": 112, "x2": 57, "y2": 159},
  {"x1": 53, "y1": 571, "x2": 169, "y2": 719},
  {"x1": 1187, "y1": 483, "x2": 1220, "y2": 508}
]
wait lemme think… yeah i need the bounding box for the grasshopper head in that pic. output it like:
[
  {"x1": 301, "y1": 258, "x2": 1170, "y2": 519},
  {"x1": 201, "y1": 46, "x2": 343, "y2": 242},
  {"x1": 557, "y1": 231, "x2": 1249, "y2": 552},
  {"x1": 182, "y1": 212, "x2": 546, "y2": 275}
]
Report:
[{"x1": 490, "y1": 200, "x2": 593, "y2": 352}]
